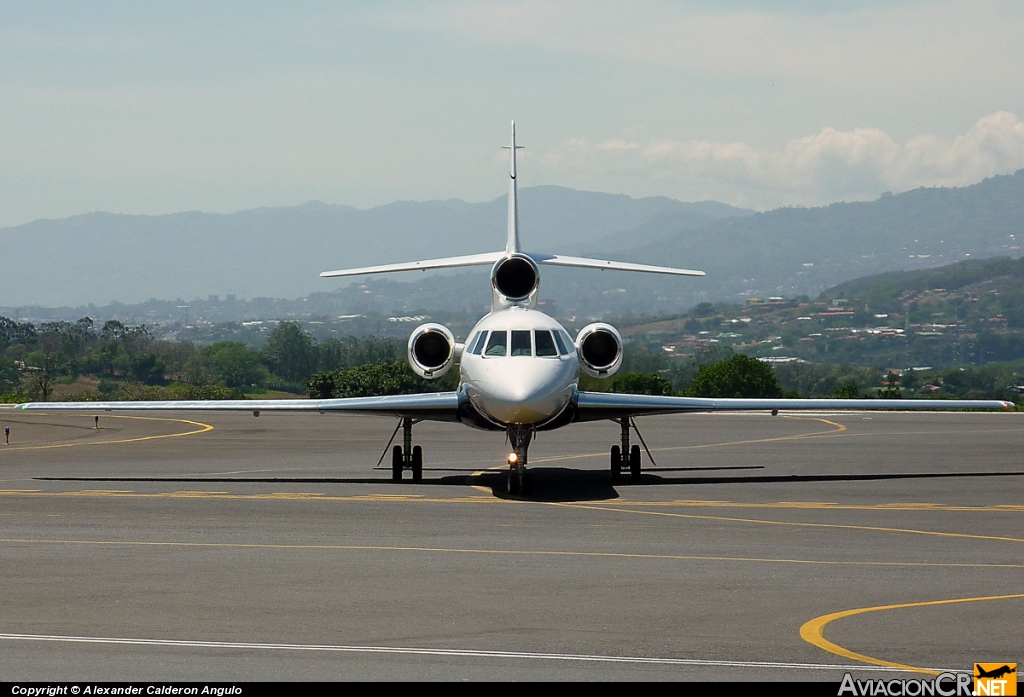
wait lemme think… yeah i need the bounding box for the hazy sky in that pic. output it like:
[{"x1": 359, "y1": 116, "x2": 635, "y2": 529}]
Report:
[{"x1": 2, "y1": 1, "x2": 1023, "y2": 228}]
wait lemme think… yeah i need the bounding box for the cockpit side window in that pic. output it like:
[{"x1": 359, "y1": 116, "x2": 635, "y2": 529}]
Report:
[
  {"x1": 469, "y1": 331, "x2": 486, "y2": 355},
  {"x1": 535, "y1": 330, "x2": 558, "y2": 357},
  {"x1": 510, "y1": 330, "x2": 532, "y2": 356},
  {"x1": 551, "y1": 329, "x2": 570, "y2": 356},
  {"x1": 484, "y1": 330, "x2": 507, "y2": 357},
  {"x1": 561, "y1": 330, "x2": 576, "y2": 355}
]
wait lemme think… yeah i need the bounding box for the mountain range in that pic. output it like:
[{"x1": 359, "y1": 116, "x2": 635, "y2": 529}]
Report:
[{"x1": 2, "y1": 171, "x2": 1023, "y2": 318}]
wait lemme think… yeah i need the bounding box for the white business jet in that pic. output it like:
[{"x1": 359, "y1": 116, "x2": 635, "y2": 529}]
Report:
[{"x1": 17, "y1": 123, "x2": 1011, "y2": 493}]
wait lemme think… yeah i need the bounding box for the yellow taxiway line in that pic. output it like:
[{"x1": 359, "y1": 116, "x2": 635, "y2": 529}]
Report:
[
  {"x1": 800, "y1": 593, "x2": 1024, "y2": 675},
  {"x1": 2, "y1": 536, "x2": 1024, "y2": 571},
  {"x1": 0, "y1": 414, "x2": 213, "y2": 451},
  {"x1": 551, "y1": 501, "x2": 1024, "y2": 544}
]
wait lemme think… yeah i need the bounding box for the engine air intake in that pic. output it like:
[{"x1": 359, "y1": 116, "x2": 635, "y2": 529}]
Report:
[
  {"x1": 414, "y1": 331, "x2": 450, "y2": 368},
  {"x1": 492, "y1": 254, "x2": 540, "y2": 301},
  {"x1": 576, "y1": 323, "x2": 623, "y2": 378},
  {"x1": 408, "y1": 323, "x2": 458, "y2": 379}
]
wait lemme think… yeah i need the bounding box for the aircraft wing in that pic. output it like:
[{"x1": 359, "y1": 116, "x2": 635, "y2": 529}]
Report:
[
  {"x1": 14, "y1": 392, "x2": 463, "y2": 422},
  {"x1": 574, "y1": 392, "x2": 1012, "y2": 421},
  {"x1": 527, "y1": 253, "x2": 705, "y2": 277}
]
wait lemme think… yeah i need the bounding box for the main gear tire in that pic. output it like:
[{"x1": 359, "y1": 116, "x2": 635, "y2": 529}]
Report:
[
  {"x1": 629, "y1": 444, "x2": 641, "y2": 482},
  {"x1": 412, "y1": 445, "x2": 423, "y2": 481},
  {"x1": 391, "y1": 445, "x2": 403, "y2": 481}
]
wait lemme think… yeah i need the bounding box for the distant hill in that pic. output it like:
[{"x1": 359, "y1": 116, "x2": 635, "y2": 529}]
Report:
[
  {"x1": 0, "y1": 186, "x2": 748, "y2": 307},
  {"x1": 614, "y1": 253, "x2": 1024, "y2": 371},
  {"x1": 615, "y1": 169, "x2": 1024, "y2": 303},
  {"x1": 4, "y1": 171, "x2": 1024, "y2": 318},
  {"x1": 824, "y1": 255, "x2": 1024, "y2": 303},
  {"x1": 821, "y1": 255, "x2": 1024, "y2": 331}
]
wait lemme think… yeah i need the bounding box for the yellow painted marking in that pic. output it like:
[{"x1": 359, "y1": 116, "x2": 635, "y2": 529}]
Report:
[
  {"x1": 166, "y1": 491, "x2": 230, "y2": 497},
  {"x1": 800, "y1": 593, "x2": 1024, "y2": 676},
  {"x1": 551, "y1": 502, "x2": 1024, "y2": 544},
  {"x1": 0, "y1": 489, "x2": 494, "y2": 503},
  {"x1": 0, "y1": 414, "x2": 213, "y2": 451},
  {"x1": 1, "y1": 537, "x2": 1023, "y2": 570},
  {"x1": 530, "y1": 415, "x2": 848, "y2": 465},
  {"x1": 3, "y1": 488, "x2": 1020, "y2": 518},
  {"x1": 471, "y1": 463, "x2": 509, "y2": 494},
  {"x1": 535, "y1": 423, "x2": 1023, "y2": 465},
  {"x1": 73, "y1": 489, "x2": 134, "y2": 495},
  {"x1": 582, "y1": 500, "x2": 1024, "y2": 513}
]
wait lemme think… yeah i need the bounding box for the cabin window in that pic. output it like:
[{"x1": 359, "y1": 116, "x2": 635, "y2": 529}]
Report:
[
  {"x1": 484, "y1": 330, "x2": 507, "y2": 357},
  {"x1": 510, "y1": 330, "x2": 532, "y2": 356},
  {"x1": 534, "y1": 330, "x2": 558, "y2": 357},
  {"x1": 552, "y1": 329, "x2": 570, "y2": 356}
]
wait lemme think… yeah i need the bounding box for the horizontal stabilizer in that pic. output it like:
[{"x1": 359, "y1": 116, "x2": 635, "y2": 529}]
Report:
[
  {"x1": 320, "y1": 252, "x2": 504, "y2": 278},
  {"x1": 529, "y1": 253, "x2": 704, "y2": 277}
]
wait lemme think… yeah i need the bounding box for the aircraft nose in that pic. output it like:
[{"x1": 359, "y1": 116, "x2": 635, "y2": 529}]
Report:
[{"x1": 481, "y1": 364, "x2": 570, "y2": 423}]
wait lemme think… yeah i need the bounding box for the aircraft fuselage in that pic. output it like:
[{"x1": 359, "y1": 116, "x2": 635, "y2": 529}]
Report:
[{"x1": 460, "y1": 307, "x2": 580, "y2": 427}]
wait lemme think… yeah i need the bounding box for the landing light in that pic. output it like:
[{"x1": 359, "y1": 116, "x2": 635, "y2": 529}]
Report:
[{"x1": 507, "y1": 452, "x2": 518, "y2": 465}]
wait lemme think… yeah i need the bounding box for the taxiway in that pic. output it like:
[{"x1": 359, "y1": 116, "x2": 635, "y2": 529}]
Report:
[{"x1": 0, "y1": 409, "x2": 1021, "y2": 681}]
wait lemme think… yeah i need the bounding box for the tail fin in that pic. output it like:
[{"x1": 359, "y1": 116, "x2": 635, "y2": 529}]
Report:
[
  {"x1": 502, "y1": 120, "x2": 524, "y2": 254},
  {"x1": 319, "y1": 122, "x2": 705, "y2": 283}
]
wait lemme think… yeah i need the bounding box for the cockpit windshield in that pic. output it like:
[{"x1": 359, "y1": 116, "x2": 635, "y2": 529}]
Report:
[
  {"x1": 535, "y1": 330, "x2": 558, "y2": 357},
  {"x1": 510, "y1": 330, "x2": 532, "y2": 356},
  {"x1": 476, "y1": 328, "x2": 567, "y2": 358},
  {"x1": 484, "y1": 330, "x2": 507, "y2": 357}
]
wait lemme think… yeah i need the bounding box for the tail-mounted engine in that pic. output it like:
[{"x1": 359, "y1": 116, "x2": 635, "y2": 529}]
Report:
[
  {"x1": 408, "y1": 323, "x2": 460, "y2": 379},
  {"x1": 491, "y1": 254, "x2": 540, "y2": 309},
  {"x1": 576, "y1": 323, "x2": 623, "y2": 378}
]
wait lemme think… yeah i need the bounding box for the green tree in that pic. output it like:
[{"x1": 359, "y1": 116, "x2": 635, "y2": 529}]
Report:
[
  {"x1": 24, "y1": 342, "x2": 64, "y2": 401},
  {"x1": 307, "y1": 371, "x2": 337, "y2": 399},
  {"x1": 692, "y1": 302, "x2": 715, "y2": 317},
  {"x1": 317, "y1": 336, "x2": 403, "y2": 372},
  {"x1": 665, "y1": 345, "x2": 735, "y2": 393},
  {"x1": 0, "y1": 359, "x2": 20, "y2": 394},
  {"x1": 834, "y1": 382, "x2": 862, "y2": 399},
  {"x1": 261, "y1": 322, "x2": 317, "y2": 383},
  {"x1": 308, "y1": 359, "x2": 429, "y2": 398},
  {"x1": 0, "y1": 316, "x2": 36, "y2": 347},
  {"x1": 608, "y1": 372, "x2": 674, "y2": 395},
  {"x1": 127, "y1": 353, "x2": 167, "y2": 385},
  {"x1": 203, "y1": 342, "x2": 267, "y2": 387},
  {"x1": 178, "y1": 355, "x2": 219, "y2": 400},
  {"x1": 688, "y1": 354, "x2": 783, "y2": 398},
  {"x1": 878, "y1": 371, "x2": 902, "y2": 399}
]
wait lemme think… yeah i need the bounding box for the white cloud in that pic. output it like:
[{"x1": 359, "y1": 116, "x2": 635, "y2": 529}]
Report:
[
  {"x1": 378, "y1": 1, "x2": 1024, "y2": 86},
  {"x1": 536, "y1": 112, "x2": 1024, "y2": 209}
]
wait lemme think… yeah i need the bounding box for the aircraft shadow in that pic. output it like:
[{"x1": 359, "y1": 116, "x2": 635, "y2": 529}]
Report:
[
  {"x1": 638, "y1": 469, "x2": 1024, "y2": 487},
  {"x1": 34, "y1": 468, "x2": 1024, "y2": 503},
  {"x1": 34, "y1": 465, "x2": 761, "y2": 503}
]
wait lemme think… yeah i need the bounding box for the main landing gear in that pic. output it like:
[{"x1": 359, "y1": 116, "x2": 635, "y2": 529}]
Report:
[
  {"x1": 610, "y1": 418, "x2": 642, "y2": 483},
  {"x1": 391, "y1": 417, "x2": 423, "y2": 482},
  {"x1": 505, "y1": 424, "x2": 533, "y2": 495}
]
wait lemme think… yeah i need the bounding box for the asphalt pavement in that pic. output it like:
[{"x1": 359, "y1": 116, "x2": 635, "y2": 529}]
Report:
[{"x1": 0, "y1": 408, "x2": 1021, "y2": 681}]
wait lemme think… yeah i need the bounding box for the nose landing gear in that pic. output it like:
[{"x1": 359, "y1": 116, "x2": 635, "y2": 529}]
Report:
[{"x1": 505, "y1": 424, "x2": 533, "y2": 495}]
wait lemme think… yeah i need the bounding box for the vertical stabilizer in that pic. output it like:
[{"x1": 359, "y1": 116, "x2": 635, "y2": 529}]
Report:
[{"x1": 502, "y1": 120, "x2": 524, "y2": 254}]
